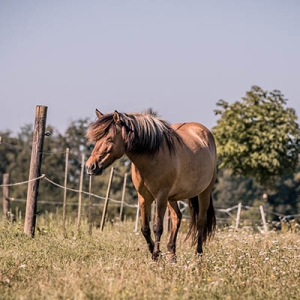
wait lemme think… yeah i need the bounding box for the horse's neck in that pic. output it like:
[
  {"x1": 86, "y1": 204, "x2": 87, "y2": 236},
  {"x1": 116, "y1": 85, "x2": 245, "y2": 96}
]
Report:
[
  {"x1": 128, "y1": 148, "x2": 177, "y2": 177},
  {"x1": 125, "y1": 137, "x2": 175, "y2": 174},
  {"x1": 126, "y1": 151, "x2": 157, "y2": 174}
]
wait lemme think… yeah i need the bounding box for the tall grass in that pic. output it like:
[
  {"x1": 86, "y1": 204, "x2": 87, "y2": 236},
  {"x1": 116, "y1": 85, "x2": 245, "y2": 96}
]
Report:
[{"x1": 0, "y1": 214, "x2": 299, "y2": 300}]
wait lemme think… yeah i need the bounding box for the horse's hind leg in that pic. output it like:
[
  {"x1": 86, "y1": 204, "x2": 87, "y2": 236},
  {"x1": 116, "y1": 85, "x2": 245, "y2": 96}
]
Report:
[
  {"x1": 138, "y1": 193, "x2": 154, "y2": 254},
  {"x1": 166, "y1": 201, "x2": 182, "y2": 262}
]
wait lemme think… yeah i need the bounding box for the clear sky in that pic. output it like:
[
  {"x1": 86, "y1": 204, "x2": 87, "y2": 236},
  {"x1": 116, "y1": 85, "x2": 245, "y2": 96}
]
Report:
[{"x1": 1, "y1": 0, "x2": 299, "y2": 134}]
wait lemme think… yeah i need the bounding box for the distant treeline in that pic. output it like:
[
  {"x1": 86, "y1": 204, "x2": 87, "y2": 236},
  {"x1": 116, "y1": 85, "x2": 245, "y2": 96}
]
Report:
[{"x1": 1, "y1": 116, "x2": 299, "y2": 221}]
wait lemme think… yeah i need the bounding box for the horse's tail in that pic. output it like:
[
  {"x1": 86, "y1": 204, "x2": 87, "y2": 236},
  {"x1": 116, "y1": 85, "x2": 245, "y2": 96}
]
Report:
[
  {"x1": 185, "y1": 196, "x2": 199, "y2": 245},
  {"x1": 203, "y1": 195, "x2": 216, "y2": 243},
  {"x1": 185, "y1": 194, "x2": 216, "y2": 245}
]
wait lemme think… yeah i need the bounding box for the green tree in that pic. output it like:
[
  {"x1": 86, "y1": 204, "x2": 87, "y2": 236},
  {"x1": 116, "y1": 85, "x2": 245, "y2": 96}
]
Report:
[
  {"x1": 0, "y1": 130, "x2": 17, "y2": 178},
  {"x1": 212, "y1": 86, "x2": 300, "y2": 191},
  {"x1": 0, "y1": 125, "x2": 33, "y2": 199},
  {"x1": 268, "y1": 164, "x2": 300, "y2": 217},
  {"x1": 0, "y1": 118, "x2": 139, "y2": 220}
]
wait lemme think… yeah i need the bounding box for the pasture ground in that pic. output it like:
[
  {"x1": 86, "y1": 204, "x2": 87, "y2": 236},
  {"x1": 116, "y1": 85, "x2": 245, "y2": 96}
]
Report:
[{"x1": 0, "y1": 215, "x2": 299, "y2": 300}]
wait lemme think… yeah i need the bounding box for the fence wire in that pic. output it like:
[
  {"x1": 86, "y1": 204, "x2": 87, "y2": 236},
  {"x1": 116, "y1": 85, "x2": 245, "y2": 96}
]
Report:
[
  {"x1": 1, "y1": 174, "x2": 137, "y2": 208},
  {"x1": 1, "y1": 172, "x2": 299, "y2": 220}
]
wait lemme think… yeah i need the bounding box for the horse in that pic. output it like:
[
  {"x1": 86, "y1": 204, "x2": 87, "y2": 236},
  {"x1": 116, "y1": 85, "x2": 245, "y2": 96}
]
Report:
[{"x1": 86, "y1": 109, "x2": 217, "y2": 261}]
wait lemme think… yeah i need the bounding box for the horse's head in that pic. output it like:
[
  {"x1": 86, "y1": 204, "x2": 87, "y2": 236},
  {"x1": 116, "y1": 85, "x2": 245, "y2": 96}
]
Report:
[{"x1": 86, "y1": 109, "x2": 126, "y2": 175}]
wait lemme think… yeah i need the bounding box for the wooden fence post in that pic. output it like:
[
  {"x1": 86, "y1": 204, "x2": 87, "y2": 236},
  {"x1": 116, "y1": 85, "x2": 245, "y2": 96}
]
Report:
[
  {"x1": 163, "y1": 207, "x2": 170, "y2": 234},
  {"x1": 88, "y1": 175, "x2": 93, "y2": 235},
  {"x1": 235, "y1": 202, "x2": 242, "y2": 231},
  {"x1": 100, "y1": 167, "x2": 114, "y2": 231},
  {"x1": 2, "y1": 173, "x2": 10, "y2": 217},
  {"x1": 134, "y1": 203, "x2": 140, "y2": 232},
  {"x1": 119, "y1": 173, "x2": 127, "y2": 221},
  {"x1": 62, "y1": 148, "x2": 69, "y2": 238},
  {"x1": 259, "y1": 205, "x2": 268, "y2": 233},
  {"x1": 76, "y1": 154, "x2": 85, "y2": 235},
  {"x1": 151, "y1": 202, "x2": 156, "y2": 223},
  {"x1": 24, "y1": 105, "x2": 47, "y2": 237}
]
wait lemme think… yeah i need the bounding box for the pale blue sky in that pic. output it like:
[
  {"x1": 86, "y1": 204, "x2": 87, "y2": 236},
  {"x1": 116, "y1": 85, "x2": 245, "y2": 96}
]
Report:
[{"x1": 1, "y1": 0, "x2": 299, "y2": 134}]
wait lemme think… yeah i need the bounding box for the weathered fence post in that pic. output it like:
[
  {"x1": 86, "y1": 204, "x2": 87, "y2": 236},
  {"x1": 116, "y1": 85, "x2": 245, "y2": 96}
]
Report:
[
  {"x1": 259, "y1": 205, "x2": 268, "y2": 233},
  {"x1": 134, "y1": 203, "x2": 140, "y2": 232},
  {"x1": 88, "y1": 175, "x2": 93, "y2": 235},
  {"x1": 24, "y1": 105, "x2": 47, "y2": 237},
  {"x1": 62, "y1": 148, "x2": 69, "y2": 237},
  {"x1": 2, "y1": 173, "x2": 10, "y2": 217},
  {"x1": 235, "y1": 202, "x2": 242, "y2": 231},
  {"x1": 76, "y1": 154, "x2": 85, "y2": 235},
  {"x1": 119, "y1": 173, "x2": 127, "y2": 221},
  {"x1": 163, "y1": 207, "x2": 170, "y2": 233},
  {"x1": 151, "y1": 202, "x2": 156, "y2": 222},
  {"x1": 262, "y1": 192, "x2": 269, "y2": 221},
  {"x1": 100, "y1": 167, "x2": 114, "y2": 231}
]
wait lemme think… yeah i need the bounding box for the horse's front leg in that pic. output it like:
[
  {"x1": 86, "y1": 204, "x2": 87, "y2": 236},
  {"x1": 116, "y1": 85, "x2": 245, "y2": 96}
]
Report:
[
  {"x1": 166, "y1": 201, "x2": 182, "y2": 262},
  {"x1": 138, "y1": 193, "x2": 154, "y2": 254},
  {"x1": 152, "y1": 194, "x2": 168, "y2": 261}
]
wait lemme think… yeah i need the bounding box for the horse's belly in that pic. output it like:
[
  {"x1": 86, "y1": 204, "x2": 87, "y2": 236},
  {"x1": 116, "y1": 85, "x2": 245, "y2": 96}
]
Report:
[
  {"x1": 168, "y1": 165, "x2": 214, "y2": 200},
  {"x1": 168, "y1": 184, "x2": 208, "y2": 200}
]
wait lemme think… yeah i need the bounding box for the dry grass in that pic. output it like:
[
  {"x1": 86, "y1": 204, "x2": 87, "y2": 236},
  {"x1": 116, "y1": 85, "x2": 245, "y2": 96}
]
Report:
[{"x1": 0, "y1": 215, "x2": 299, "y2": 300}]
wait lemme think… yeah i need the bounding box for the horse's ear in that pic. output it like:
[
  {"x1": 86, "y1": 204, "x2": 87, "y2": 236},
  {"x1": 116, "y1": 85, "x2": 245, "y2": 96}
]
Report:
[
  {"x1": 95, "y1": 109, "x2": 103, "y2": 119},
  {"x1": 113, "y1": 110, "x2": 121, "y2": 124}
]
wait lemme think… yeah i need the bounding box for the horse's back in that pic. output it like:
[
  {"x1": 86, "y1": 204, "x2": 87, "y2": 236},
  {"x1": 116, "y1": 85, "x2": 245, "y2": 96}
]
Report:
[
  {"x1": 172, "y1": 122, "x2": 216, "y2": 162},
  {"x1": 131, "y1": 121, "x2": 217, "y2": 201}
]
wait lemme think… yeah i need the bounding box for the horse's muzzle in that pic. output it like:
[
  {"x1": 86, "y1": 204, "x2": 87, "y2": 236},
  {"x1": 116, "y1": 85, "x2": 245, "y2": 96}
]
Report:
[{"x1": 86, "y1": 163, "x2": 103, "y2": 176}]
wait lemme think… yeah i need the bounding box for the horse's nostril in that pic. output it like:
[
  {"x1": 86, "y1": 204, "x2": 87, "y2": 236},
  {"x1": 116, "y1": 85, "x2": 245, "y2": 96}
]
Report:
[{"x1": 86, "y1": 162, "x2": 96, "y2": 174}]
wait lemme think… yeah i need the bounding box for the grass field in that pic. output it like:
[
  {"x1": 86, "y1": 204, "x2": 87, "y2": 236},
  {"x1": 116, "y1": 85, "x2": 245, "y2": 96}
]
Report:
[{"x1": 0, "y1": 215, "x2": 299, "y2": 300}]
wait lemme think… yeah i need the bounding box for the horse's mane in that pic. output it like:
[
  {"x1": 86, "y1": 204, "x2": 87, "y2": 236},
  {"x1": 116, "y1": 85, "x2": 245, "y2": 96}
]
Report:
[{"x1": 86, "y1": 112, "x2": 182, "y2": 154}]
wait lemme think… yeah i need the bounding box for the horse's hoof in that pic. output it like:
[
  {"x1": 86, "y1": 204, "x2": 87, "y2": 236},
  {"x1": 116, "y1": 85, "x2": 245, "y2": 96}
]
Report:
[
  {"x1": 166, "y1": 252, "x2": 177, "y2": 264},
  {"x1": 152, "y1": 251, "x2": 162, "y2": 261},
  {"x1": 195, "y1": 252, "x2": 203, "y2": 260}
]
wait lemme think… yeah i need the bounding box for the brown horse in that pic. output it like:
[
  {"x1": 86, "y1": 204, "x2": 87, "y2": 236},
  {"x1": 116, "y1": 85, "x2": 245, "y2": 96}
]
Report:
[{"x1": 86, "y1": 109, "x2": 217, "y2": 261}]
